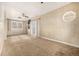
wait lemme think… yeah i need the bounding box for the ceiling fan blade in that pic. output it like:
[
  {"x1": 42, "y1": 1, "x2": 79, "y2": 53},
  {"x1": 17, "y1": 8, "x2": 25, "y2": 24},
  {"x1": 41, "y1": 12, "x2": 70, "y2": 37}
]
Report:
[{"x1": 25, "y1": 16, "x2": 29, "y2": 18}]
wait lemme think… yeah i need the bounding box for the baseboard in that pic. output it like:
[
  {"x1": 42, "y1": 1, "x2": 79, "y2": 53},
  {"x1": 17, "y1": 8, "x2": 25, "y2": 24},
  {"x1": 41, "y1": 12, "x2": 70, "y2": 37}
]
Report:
[{"x1": 41, "y1": 36, "x2": 79, "y2": 48}]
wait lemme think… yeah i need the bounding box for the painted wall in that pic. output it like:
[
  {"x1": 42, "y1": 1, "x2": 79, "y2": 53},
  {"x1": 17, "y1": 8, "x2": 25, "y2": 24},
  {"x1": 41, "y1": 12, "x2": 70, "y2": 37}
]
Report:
[
  {"x1": 4, "y1": 6, "x2": 28, "y2": 36},
  {"x1": 0, "y1": 3, "x2": 6, "y2": 55},
  {"x1": 5, "y1": 7, "x2": 22, "y2": 20},
  {"x1": 40, "y1": 3, "x2": 79, "y2": 47}
]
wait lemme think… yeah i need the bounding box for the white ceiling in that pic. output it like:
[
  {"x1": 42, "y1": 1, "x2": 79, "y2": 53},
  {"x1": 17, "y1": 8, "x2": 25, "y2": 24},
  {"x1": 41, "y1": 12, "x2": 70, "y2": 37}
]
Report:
[{"x1": 3, "y1": 2, "x2": 71, "y2": 19}]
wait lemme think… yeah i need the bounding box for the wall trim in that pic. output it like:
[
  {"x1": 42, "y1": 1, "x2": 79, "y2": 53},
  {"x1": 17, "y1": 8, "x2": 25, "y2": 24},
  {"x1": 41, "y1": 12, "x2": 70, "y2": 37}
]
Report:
[{"x1": 41, "y1": 36, "x2": 79, "y2": 48}]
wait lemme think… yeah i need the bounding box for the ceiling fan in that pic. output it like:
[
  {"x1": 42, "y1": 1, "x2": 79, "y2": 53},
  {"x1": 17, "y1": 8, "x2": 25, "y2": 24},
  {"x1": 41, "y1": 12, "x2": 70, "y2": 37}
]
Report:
[
  {"x1": 18, "y1": 13, "x2": 29, "y2": 19},
  {"x1": 18, "y1": 2, "x2": 44, "y2": 19}
]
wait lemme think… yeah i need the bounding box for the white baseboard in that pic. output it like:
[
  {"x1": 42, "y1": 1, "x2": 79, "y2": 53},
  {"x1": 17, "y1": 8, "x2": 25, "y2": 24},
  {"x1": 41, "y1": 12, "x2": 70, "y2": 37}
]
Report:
[{"x1": 41, "y1": 36, "x2": 79, "y2": 48}]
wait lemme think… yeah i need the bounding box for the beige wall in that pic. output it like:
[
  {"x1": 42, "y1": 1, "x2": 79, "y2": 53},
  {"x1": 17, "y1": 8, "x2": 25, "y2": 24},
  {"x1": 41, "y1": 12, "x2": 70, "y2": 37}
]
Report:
[
  {"x1": 5, "y1": 6, "x2": 28, "y2": 36},
  {"x1": 0, "y1": 3, "x2": 6, "y2": 55},
  {"x1": 40, "y1": 3, "x2": 79, "y2": 47}
]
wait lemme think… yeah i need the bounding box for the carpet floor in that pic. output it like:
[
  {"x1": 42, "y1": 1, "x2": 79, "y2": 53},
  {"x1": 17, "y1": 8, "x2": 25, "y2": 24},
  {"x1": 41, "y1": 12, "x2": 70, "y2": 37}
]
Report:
[{"x1": 1, "y1": 35, "x2": 79, "y2": 56}]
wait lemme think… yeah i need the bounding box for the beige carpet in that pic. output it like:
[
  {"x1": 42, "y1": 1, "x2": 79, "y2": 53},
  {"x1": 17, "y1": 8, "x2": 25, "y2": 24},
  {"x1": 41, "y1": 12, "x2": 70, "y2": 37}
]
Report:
[{"x1": 1, "y1": 35, "x2": 79, "y2": 56}]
